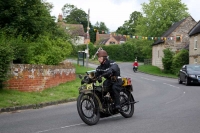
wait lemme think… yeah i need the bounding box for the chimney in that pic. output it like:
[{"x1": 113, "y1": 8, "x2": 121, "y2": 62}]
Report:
[{"x1": 58, "y1": 14, "x2": 63, "y2": 22}]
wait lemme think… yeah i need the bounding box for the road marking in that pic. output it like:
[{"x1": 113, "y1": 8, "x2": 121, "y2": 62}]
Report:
[
  {"x1": 35, "y1": 115, "x2": 121, "y2": 133},
  {"x1": 141, "y1": 77, "x2": 155, "y2": 81},
  {"x1": 165, "y1": 92, "x2": 185, "y2": 104},
  {"x1": 35, "y1": 123, "x2": 85, "y2": 133},
  {"x1": 163, "y1": 83, "x2": 180, "y2": 89}
]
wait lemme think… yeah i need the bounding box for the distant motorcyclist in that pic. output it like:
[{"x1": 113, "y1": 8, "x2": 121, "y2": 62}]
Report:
[
  {"x1": 133, "y1": 60, "x2": 139, "y2": 72},
  {"x1": 95, "y1": 50, "x2": 122, "y2": 110}
]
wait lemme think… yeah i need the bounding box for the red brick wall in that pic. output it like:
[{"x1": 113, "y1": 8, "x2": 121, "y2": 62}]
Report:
[{"x1": 4, "y1": 62, "x2": 76, "y2": 92}]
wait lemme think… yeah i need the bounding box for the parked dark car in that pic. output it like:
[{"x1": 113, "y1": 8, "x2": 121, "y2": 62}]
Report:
[{"x1": 178, "y1": 64, "x2": 200, "y2": 85}]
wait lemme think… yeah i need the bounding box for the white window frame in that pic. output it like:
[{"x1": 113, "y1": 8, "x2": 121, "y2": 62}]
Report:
[
  {"x1": 194, "y1": 36, "x2": 197, "y2": 50},
  {"x1": 194, "y1": 58, "x2": 197, "y2": 64}
]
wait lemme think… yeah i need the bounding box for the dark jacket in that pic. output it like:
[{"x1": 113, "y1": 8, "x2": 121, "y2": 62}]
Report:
[{"x1": 95, "y1": 59, "x2": 120, "y2": 79}]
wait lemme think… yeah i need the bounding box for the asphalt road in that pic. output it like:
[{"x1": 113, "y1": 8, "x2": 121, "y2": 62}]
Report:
[{"x1": 0, "y1": 62, "x2": 200, "y2": 133}]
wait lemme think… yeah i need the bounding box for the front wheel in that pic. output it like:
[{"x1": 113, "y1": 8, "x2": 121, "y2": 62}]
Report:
[
  {"x1": 77, "y1": 93, "x2": 100, "y2": 125},
  {"x1": 185, "y1": 77, "x2": 190, "y2": 86},
  {"x1": 178, "y1": 76, "x2": 182, "y2": 84},
  {"x1": 119, "y1": 90, "x2": 134, "y2": 118}
]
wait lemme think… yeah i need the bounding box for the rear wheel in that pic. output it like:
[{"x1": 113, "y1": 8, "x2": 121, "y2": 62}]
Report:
[
  {"x1": 77, "y1": 93, "x2": 100, "y2": 125},
  {"x1": 133, "y1": 67, "x2": 136, "y2": 72},
  {"x1": 119, "y1": 90, "x2": 134, "y2": 118}
]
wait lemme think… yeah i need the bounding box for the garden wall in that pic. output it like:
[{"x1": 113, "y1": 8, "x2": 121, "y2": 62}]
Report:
[{"x1": 4, "y1": 62, "x2": 75, "y2": 92}]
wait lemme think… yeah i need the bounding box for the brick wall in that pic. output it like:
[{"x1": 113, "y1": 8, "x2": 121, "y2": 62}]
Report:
[{"x1": 4, "y1": 62, "x2": 75, "y2": 92}]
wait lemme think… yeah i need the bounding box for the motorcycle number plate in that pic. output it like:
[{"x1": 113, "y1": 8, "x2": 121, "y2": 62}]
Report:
[{"x1": 86, "y1": 84, "x2": 93, "y2": 90}]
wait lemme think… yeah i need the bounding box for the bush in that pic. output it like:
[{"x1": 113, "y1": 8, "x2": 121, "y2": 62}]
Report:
[
  {"x1": 27, "y1": 36, "x2": 73, "y2": 65},
  {"x1": 0, "y1": 35, "x2": 14, "y2": 88},
  {"x1": 162, "y1": 48, "x2": 174, "y2": 73},
  {"x1": 171, "y1": 49, "x2": 189, "y2": 75}
]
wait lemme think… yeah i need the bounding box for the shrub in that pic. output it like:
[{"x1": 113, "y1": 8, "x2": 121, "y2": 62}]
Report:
[
  {"x1": 171, "y1": 49, "x2": 189, "y2": 75},
  {"x1": 0, "y1": 35, "x2": 14, "y2": 88},
  {"x1": 162, "y1": 48, "x2": 174, "y2": 73}
]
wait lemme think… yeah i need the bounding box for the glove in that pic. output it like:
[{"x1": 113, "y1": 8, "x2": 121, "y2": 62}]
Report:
[{"x1": 97, "y1": 76, "x2": 102, "y2": 83}]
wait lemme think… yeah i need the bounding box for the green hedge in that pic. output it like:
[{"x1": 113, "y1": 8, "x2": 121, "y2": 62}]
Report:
[
  {"x1": 70, "y1": 39, "x2": 153, "y2": 62},
  {"x1": 0, "y1": 35, "x2": 14, "y2": 87}
]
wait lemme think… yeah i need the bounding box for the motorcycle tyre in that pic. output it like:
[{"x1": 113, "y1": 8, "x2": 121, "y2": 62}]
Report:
[
  {"x1": 120, "y1": 91, "x2": 134, "y2": 118},
  {"x1": 133, "y1": 67, "x2": 137, "y2": 72},
  {"x1": 77, "y1": 93, "x2": 100, "y2": 125}
]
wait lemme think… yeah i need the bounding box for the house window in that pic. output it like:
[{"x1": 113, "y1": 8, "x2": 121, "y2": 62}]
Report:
[
  {"x1": 109, "y1": 41, "x2": 115, "y2": 44},
  {"x1": 194, "y1": 36, "x2": 197, "y2": 50},
  {"x1": 194, "y1": 58, "x2": 197, "y2": 64},
  {"x1": 176, "y1": 35, "x2": 181, "y2": 42}
]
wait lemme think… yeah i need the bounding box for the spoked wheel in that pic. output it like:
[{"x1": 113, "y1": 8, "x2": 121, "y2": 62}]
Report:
[
  {"x1": 77, "y1": 93, "x2": 100, "y2": 125},
  {"x1": 119, "y1": 90, "x2": 134, "y2": 118}
]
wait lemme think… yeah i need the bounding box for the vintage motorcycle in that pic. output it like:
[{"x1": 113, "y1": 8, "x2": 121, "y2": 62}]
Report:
[{"x1": 77, "y1": 70, "x2": 137, "y2": 125}]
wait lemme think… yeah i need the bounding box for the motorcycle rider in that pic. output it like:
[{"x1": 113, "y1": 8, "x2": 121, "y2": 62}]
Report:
[
  {"x1": 95, "y1": 50, "x2": 122, "y2": 110},
  {"x1": 133, "y1": 59, "x2": 138, "y2": 71}
]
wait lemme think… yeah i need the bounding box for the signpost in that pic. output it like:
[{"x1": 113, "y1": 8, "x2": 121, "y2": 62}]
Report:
[{"x1": 86, "y1": 8, "x2": 90, "y2": 67}]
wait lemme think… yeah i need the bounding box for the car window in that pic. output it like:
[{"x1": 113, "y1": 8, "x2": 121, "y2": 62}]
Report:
[
  {"x1": 193, "y1": 66, "x2": 200, "y2": 71},
  {"x1": 187, "y1": 65, "x2": 200, "y2": 72}
]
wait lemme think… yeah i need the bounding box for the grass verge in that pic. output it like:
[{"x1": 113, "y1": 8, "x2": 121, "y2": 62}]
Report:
[{"x1": 138, "y1": 65, "x2": 177, "y2": 78}]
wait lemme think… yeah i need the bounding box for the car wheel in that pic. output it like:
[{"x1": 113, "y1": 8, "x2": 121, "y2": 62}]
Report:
[
  {"x1": 178, "y1": 76, "x2": 182, "y2": 84},
  {"x1": 185, "y1": 77, "x2": 190, "y2": 86}
]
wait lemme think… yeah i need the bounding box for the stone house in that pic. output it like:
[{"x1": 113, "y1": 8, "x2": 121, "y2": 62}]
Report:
[
  {"x1": 188, "y1": 21, "x2": 200, "y2": 64},
  {"x1": 152, "y1": 16, "x2": 197, "y2": 69},
  {"x1": 57, "y1": 14, "x2": 89, "y2": 45},
  {"x1": 96, "y1": 32, "x2": 126, "y2": 45}
]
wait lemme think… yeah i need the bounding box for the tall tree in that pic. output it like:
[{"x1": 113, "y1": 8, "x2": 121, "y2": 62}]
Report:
[
  {"x1": 93, "y1": 21, "x2": 109, "y2": 34},
  {"x1": 0, "y1": 0, "x2": 56, "y2": 38},
  {"x1": 116, "y1": 11, "x2": 142, "y2": 35},
  {"x1": 62, "y1": 4, "x2": 88, "y2": 32},
  {"x1": 128, "y1": 11, "x2": 143, "y2": 35},
  {"x1": 136, "y1": 0, "x2": 189, "y2": 37},
  {"x1": 62, "y1": 4, "x2": 105, "y2": 43}
]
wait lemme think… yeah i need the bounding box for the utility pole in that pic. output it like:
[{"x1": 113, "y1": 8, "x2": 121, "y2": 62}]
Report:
[{"x1": 86, "y1": 8, "x2": 90, "y2": 67}]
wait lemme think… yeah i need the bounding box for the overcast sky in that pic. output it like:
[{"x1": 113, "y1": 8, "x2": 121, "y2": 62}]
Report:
[{"x1": 46, "y1": 0, "x2": 200, "y2": 32}]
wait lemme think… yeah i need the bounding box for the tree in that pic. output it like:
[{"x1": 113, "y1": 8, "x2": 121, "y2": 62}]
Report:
[
  {"x1": 62, "y1": 4, "x2": 88, "y2": 31},
  {"x1": 136, "y1": 0, "x2": 189, "y2": 37},
  {"x1": 93, "y1": 21, "x2": 109, "y2": 34},
  {"x1": 128, "y1": 11, "x2": 143, "y2": 35},
  {"x1": 116, "y1": 21, "x2": 129, "y2": 35},
  {"x1": 42, "y1": 0, "x2": 54, "y2": 12},
  {"x1": 116, "y1": 11, "x2": 142, "y2": 35},
  {"x1": 0, "y1": 0, "x2": 56, "y2": 38}
]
